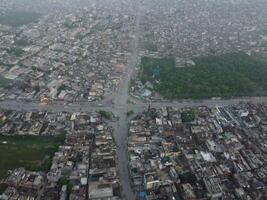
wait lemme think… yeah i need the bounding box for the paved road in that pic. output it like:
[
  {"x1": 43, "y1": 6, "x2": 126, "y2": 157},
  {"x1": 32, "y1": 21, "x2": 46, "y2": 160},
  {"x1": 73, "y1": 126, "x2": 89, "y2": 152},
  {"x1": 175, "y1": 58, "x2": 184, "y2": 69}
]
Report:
[
  {"x1": 1, "y1": 97, "x2": 267, "y2": 113},
  {"x1": 111, "y1": 1, "x2": 141, "y2": 199}
]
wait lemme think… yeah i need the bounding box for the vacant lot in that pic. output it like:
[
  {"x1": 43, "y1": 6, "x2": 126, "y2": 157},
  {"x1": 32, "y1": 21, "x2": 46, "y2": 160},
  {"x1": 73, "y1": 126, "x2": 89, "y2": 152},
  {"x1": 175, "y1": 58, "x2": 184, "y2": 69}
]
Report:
[
  {"x1": 140, "y1": 53, "x2": 267, "y2": 99},
  {"x1": 0, "y1": 134, "x2": 65, "y2": 179}
]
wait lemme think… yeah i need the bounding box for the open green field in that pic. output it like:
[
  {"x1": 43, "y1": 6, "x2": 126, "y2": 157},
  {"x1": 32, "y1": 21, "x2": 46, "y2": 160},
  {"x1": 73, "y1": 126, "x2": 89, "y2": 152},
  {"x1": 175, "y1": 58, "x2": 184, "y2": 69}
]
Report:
[
  {"x1": 0, "y1": 134, "x2": 65, "y2": 179},
  {"x1": 140, "y1": 52, "x2": 267, "y2": 99}
]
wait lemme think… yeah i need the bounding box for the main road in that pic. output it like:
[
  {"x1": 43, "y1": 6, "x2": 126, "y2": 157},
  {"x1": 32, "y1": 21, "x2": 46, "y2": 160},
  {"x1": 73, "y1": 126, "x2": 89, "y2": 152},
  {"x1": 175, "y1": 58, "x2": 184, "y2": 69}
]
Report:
[
  {"x1": 1, "y1": 97, "x2": 267, "y2": 114},
  {"x1": 110, "y1": 0, "x2": 141, "y2": 199}
]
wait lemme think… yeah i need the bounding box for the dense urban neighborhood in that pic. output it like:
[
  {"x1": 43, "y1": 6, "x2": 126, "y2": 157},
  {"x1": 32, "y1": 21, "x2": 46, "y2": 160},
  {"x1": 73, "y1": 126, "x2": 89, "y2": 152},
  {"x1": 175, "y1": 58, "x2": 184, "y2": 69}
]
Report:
[
  {"x1": 128, "y1": 103, "x2": 267, "y2": 200},
  {"x1": 0, "y1": 111, "x2": 122, "y2": 200},
  {"x1": 0, "y1": 0, "x2": 267, "y2": 200}
]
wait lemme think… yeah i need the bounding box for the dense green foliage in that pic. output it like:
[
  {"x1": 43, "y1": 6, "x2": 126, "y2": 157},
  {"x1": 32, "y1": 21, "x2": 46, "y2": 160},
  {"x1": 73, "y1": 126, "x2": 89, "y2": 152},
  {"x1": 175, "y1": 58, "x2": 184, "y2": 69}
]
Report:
[
  {"x1": 98, "y1": 110, "x2": 113, "y2": 120},
  {"x1": 181, "y1": 110, "x2": 196, "y2": 123},
  {"x1": 126, "y1": 110, "x2": 134, "y2": 117},
  {"x1": 0, "y1": 134, "x2": 65, "y2": 178},
  {"x1": 140, "y1": 53, "x2": 267, "y2": 99},
  {"x1": 0, "y1": 10, "x2": 41, "y2": 27},
  {"x1": 8, "y1": 46, "x2": 24, "y2": 57},
  {"x1": 58, "y1": 176, "x2": 73, "y2": 193}
]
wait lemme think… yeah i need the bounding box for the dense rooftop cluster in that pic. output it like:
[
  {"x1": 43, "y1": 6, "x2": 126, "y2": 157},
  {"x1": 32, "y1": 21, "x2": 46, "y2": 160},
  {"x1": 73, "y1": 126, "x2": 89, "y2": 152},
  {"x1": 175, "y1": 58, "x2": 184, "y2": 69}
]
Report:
[
  {"x1": 0, "y1": 4, "x2": 135, "y2": 102},
  {"x1": 0, "y1": 110, "x2": 71, "y2": 136},
  {"x1": 0, "y1": 111, "x2": 122, "y2": 200},
  {"x1": 139, "y1": 0, "x2": 267, "y2": 58},
  {"x1": 128, "y1": 103, "x2": 267, "y2": 199}
]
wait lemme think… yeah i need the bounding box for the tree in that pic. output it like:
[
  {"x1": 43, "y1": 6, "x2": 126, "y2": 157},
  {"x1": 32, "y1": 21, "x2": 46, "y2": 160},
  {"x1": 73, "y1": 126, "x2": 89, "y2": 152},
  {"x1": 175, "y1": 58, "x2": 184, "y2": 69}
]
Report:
[{"x1": 181, "y1": 110, "x2": 196, "y2": 123}]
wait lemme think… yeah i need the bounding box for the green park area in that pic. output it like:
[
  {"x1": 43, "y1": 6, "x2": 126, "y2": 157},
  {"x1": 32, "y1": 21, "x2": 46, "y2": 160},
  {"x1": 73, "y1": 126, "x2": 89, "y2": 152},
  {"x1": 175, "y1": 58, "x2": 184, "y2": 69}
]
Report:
[
  {"x1": 0, "y1": 134, "x2": 65, "y2": 179},
  {"x1": 140, "y1": 52, "x2": 267, "y2": 99}
]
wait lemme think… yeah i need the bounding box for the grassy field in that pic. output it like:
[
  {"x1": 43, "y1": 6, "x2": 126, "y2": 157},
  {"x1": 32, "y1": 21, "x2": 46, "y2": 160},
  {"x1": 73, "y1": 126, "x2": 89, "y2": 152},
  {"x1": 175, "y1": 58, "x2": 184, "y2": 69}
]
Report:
[
  {"x1": 140, "y1": 53, "x2": 267, "y2": 99},
  {"x1": 0, "y1": 134, "x2": 65, "y2": 179}
]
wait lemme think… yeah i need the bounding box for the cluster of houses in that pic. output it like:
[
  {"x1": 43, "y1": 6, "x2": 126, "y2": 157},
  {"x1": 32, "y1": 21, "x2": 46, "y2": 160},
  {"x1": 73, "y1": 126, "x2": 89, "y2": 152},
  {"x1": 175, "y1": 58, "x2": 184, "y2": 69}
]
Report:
[
  {"x1": 139, "y1": 0, "x2": 267, "y2": 58},
  {"x1": 128, "y1": 103, "x2": 267, "y2": 200},
  {"x1": 0, "y1": 110, "x2": 71, "y2": 136},
  {"x1": 0, "y1": 3, "x2": 135, "y2": 102},
  {"x1": 0, "y1": 111, "x2": 122, "y2": 200}
]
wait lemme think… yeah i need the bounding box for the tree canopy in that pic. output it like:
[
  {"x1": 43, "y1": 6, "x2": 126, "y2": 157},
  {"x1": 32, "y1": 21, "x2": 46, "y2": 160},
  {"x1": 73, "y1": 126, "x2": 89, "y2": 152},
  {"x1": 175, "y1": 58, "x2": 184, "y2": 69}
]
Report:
[{"x1": 140, "y1": 53, "x2": 267, "y2": 99}]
